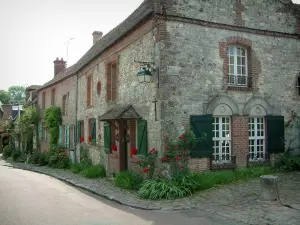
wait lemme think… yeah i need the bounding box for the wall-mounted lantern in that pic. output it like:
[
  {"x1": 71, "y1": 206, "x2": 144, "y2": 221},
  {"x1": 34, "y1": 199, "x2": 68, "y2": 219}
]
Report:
[{"x1": 135, "y1": 60, "x2": 157, "y2": 83}]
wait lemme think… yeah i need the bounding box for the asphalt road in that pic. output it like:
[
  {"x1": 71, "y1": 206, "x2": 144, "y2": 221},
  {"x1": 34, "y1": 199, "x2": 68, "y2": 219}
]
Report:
[{"x1": 0, "y1": 165, "x2": 238, "y2": 225}]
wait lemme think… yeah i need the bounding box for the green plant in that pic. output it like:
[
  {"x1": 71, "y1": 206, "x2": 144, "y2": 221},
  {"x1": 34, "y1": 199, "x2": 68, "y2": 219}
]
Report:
[
  {"x1": 70, "y1": 164, "x2": 82, "y2": 173},
  {"x1": 274, "y1": 153, "x2": 300, "y2": 172},
  {"x1": 38, "y1": 152, "x2": 49, "y2": 166},
  {"x1": 114, "y1": 171, "x2": 143, "y2": 190},
  {"x1": 2, "y1": 145, "x2": 13, "y2": 159},
  {"x1": 80, "y1": 165, "x2": 106, "y2": 179},
  {"x1": 44, "y1": 106, "x2": 62, "y2": 148},
  {"x1": 31, "y1": 152, "x2": 41, "y2": 164},
  {"x1": 136, "y1": 149, "x2": 158, "y2": 179},
  {"x1": 48, "y1": 148, "x2": 70, "y2": 169},
  {"x1": 11, "y1": 149, "x2": 21, "y2": 162}
]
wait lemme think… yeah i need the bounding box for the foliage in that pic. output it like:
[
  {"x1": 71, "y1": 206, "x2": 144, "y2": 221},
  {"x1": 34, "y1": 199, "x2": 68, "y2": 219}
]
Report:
[
  {"x1": 38, "y1": 152, "x2": 50, "y2": 166},
  {"x1": 161, "y1": 129, "x2": 202, "y2": 177},
  {"x1": 8, "y1": 86, "x2": 26, "y2": 104},
  {"x1": 11, "y1": 149, "x2": 21, "y2": 162},
  {"x1": 136, "y1": 148, "x2": 158, "y2": 179},
  {"x1": 114, "y1": 171, "x2": 143, "y2": 190},
  {"x1": 80, "y1": 165, "x2": 106, "y2": 179},
  {"x1": 48, "y1": 148, "x2": 70, "y2": 169},
  {"x1": 274, "y1": 153, "x2": 300, "y2": 172},
  {"x1": 0, "y1": 90, "x2": 11, "y2": 104},
  {"x1": 44, "y1": 106, "x2": 62, "y2": 148},
  {"x1": 138, "y1": 166, "x2": 273, "y2": 200},
  {"x1": 2, "y1": 145, "x2": 13, "y2": 159},
  {"x1": 70, "y1": 160, "x2": 91, "y2": 174}
]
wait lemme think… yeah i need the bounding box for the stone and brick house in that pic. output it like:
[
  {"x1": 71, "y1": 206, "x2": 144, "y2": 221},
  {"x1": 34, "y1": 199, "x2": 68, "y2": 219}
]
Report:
[{"x1": 38, "y1": 0, "x2": 300, "y2": 174}]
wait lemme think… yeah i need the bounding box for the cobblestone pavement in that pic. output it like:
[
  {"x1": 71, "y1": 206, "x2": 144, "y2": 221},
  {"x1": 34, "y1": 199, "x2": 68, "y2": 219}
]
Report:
[{"x1": 1, "y1": 158, "x2": 300, "y2": 225}]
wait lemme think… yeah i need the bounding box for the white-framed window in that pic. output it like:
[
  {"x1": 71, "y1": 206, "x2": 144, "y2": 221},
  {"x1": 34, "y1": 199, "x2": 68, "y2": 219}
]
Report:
[
  {"x1": 227, "y1": 45, "x2": 248, "y2": 86},
  {"x1": 213, "y1": 117, "x2": 231, "y2": 162},
  {"x1": 248, "y1": 117, "x2": 265, "y2": 161}
]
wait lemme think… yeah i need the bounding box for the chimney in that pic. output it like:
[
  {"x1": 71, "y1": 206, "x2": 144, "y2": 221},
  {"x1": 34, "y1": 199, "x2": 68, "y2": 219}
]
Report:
[
  {"x1": 92, "y1": 31, "x2": 103, "y2": 45},
  {"x1": 53, "y1": 57, "x2": 66, "y2": 77}
]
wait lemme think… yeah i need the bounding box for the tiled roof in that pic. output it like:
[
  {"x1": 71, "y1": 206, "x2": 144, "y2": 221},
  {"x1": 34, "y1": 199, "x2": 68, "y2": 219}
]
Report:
[
  {"x1": 26, "y1": 85, "x2": 42, "y2": 90},
  {"x1": 39, "y1": 0, "x2": 154, "y2": 91},
  {"x1": 99, "y1": 104, "x2": 141, "y2": 121}
]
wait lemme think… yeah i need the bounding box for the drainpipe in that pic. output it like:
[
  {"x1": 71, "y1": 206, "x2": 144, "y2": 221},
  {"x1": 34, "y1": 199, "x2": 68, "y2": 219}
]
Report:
[{"x1": 74, "y1": 72, "x2": 78, "y2": 163}]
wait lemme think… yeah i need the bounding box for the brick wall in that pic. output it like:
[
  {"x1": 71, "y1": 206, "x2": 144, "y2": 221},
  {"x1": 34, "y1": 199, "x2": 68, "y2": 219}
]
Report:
[
  {"x1": 231, "y1": 116, "x2": 249, "y2": 167},
  {"x1": 188, "y1": 158, "x2": 210, "y2": 172}
]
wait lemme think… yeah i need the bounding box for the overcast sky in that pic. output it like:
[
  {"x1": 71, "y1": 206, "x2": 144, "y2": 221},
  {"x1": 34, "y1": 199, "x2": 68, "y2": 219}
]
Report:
[{"x1": 0, "y1": 0, "x2": 299, "y2": 90}]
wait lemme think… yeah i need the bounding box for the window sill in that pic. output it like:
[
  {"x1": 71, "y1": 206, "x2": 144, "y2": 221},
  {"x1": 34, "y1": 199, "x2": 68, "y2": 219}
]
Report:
[{"x1": 227, "y1": 86, "x2": 252, "y2": 91}]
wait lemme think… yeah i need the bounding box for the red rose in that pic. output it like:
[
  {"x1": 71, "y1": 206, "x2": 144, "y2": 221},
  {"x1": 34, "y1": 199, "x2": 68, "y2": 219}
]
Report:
[
  {"x1": 165, "y1": 146, "x2": 170, "y2": 150},
  {"x1": 111, "y1": 145, "x2": 117, "y2": 151},
  {"x1": 181, "y1": 151, "x2": 185, "y2": 155},
  {"x1": 176, "y1": 156, "x2": 182, "y2": 161},
  {"x1": 161, "y1": 156, "x2": 167, "y2": 162},
  {"x1": 186, "y1": 157, "x2": 190, "y2": 161},
  {"x1": 181, "y1": 133, "x2": 185, "y2": 137},
  {"x1": 131, "y1": 148, "x2": 138, "y2": 155},
  {"x1": 143, "y1": 168, "x2": 150, "y2": 173},
  {"x1": 136, "y1": 160, "x2": 141, "y2": 164},
  {"x1": 288, "y1": 119, "x2": 292, "y2": 123},
  {"x1": 165, "y1": 136, "x2": 169, "y2": 140},
  {"x1": 179, "y1": 165, "x2": 185, "y2": 168},
  {"x1": 80, "y1": 137, "x2": 84, "y2": 143},
  {"x1": 150, "y1": 148, "x2": 156, "y2": 153},
  {"x1": 88, "y1": 136, "x2": 92, "y2": 141}
]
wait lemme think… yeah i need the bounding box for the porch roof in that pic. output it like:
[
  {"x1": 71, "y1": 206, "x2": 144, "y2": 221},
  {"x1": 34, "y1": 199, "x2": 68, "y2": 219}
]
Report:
[{"x1": 99, "y1": 104, "x2": 141, "y2": 121}]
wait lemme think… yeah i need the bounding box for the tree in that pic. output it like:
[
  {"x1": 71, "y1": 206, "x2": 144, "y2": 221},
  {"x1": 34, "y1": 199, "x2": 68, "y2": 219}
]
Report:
[
  {"x1": 8, "y1": 86, "x2": 26, "y2": 104},
  {"x1": 0, "y1": 90, "x2": 11, "y2": 104}
]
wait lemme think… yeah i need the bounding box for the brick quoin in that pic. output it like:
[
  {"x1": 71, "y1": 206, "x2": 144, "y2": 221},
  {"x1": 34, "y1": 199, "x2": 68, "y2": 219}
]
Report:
[
  {"x1": 231, "y1": 116, "x2": 249, "y2": 167},
  {"x1": 234, "y1": 0, "x2": 245, "y2": 26},
  {"x1": 188, "y1": 158, "x2": 210, "y2": 172}
]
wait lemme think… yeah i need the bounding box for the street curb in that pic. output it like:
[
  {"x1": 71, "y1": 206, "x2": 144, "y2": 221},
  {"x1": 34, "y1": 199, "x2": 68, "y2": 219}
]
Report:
[{"x1": 3, "y1": 163, "x2": 189, "y2": 211}]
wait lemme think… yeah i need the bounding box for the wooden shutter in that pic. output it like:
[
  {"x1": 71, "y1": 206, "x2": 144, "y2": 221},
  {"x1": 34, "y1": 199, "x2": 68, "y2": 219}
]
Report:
[
  {"x1": 137, "y1": 120, "x2": 148, "y2": 155},
  {"x1": 39, "y1": 123, "x2": 42, "y2": 141},
  {"x1": 66, "y1": 124, "x2": 70, "y2": 148},
  {"x1": 129, "y1": 120, "x2": 137, "y2": 149},
  {"x1": 104, "y1": 122, "x2": 111, "y2": 152},
  {"x1": 77, "y1": 121, "x2": 81, "y2": 141},
  {"x1": 59, "y1": 125, "x2": 62, "y2": 145},
  {"x1": 81, "y1": 120, "x2": 85, "y2": 139},
  {"x1": 266, "y1": 116, "x2": 285, "y2": 153},
  {"x1": 190, "y1": 115, "x2": 213, "y2": 158},
  {"x1": 106, "y1": 64, "x2": 112, "y2": 101},
  {"x1": 87, "y1": 76, "x2": 91, "y2": 107},
  {"x1": 44, "y1": 126, "x2": 47, "y2": 141},
  {"x1": 111, "y1": 63, "x2": 117, "y2": 101},
  {"x1": 92, "y1": 119, "x2": 96, "y2": 141}
]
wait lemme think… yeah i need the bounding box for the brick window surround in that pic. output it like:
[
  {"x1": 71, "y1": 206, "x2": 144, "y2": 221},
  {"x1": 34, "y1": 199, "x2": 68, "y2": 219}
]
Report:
[
  {"x1": 219, "y1": 37, "x2": 259, "y2": 91},
  {"x1": 106, "y1": 62, "x2": 117, "y2": 101}
]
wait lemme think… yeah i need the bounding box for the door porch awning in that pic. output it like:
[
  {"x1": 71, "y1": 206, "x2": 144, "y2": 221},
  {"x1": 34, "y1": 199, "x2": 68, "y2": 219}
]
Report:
[{"x1": 98, "y1": 104, "x2": 141, "y2": 121}]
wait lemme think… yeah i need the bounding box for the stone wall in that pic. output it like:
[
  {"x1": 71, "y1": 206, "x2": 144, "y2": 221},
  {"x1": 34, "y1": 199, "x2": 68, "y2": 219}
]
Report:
[{"x1": 168, "y1": 0, "x2": 298, "y2": 34}]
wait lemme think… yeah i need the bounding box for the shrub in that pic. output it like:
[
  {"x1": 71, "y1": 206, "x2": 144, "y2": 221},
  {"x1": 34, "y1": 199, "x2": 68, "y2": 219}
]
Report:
[
  {"x1": 11, "y1": 149, "x2": 21, "y2": 162},
  {"x1": 81, "y1": 165, "x2": 106, "y2": 179},
  {"x1": 114, "y1": 171, "x2": 143, "y2": 190},
  {"x1": 274, "y1": 153, "x2": 300, "y2": 172},
  {"x1": 38, "y1": 153, "x2": 49, "y2": 166},
  {"x1": 71, "y1": 163, "x2": 83, "y2": 174},
  {"x1": 31, "y1": 152, "x2": 41, "y2": 164},
  {"x1": 2, "y1": 145, "x2": 13, "y2": 159},
  {"x1": 48, "y1": 149, "x2": 70, "y2": 169}
]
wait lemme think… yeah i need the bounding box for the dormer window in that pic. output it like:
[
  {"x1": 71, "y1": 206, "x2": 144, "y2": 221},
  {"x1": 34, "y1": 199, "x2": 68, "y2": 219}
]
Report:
[{"x1": 227, "y1": 45, "x2": 248, "y2": 86}]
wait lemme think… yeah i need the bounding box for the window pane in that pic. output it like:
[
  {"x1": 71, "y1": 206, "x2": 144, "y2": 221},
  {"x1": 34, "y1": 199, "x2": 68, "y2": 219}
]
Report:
[
  {"x1": 241, "y1": 48, "x2": 246, "y2": 56},
  {"x1": 237, "y1": 66, "x2": 242, "y2": 74},
  {"x1": 237, "y1": 57, "x2": 241, "y2": 65},
  {"x1": 242, "y1": 57, "x2": 246, "y2": 65}
]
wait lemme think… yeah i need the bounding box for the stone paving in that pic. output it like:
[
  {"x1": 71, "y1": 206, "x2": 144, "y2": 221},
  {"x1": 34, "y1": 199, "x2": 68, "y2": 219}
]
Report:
[{"x1": 1, "y1": 158, "x2": 300, "y2": 225}]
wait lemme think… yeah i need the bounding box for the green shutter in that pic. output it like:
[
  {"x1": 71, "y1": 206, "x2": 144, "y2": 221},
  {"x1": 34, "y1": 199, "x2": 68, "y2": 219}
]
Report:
[
  {"x1": 65, "y1": 124, "x2": 70, "y2": 148},
  {"x1": 92, "y1": 119, "x2": 96, "y2": 141},
  {"x1": 266, "y1": 116, "x2": 285, "y2": 153},
  {"x1": 137, "y1": 120, "x2": 148, "y2": 155},
  {"x1": 44, "y1": 127, "x2": 47, "y2": 141},
  {"x1": 59, "y1": 125, "x2": 63, "y2": 145},
  {"x1": 77, "y1": 121, "x2": 81, "y2": 141},
  {"x1": 190, "y1": 115, "x2": 213, "y2": 158},
  {"x1": 39, "y1": 123, "x2": 42, "y2": 141},
  {"x1": 104, "y1": 122, "x2": 111, "y2": 152}
]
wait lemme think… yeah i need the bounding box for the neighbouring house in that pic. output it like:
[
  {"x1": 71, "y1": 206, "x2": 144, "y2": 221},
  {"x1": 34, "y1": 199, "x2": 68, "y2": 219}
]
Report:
[
  {"x1": 37, "y1": 58, "x2": 77, "y2": 160},
  {"x1": 38, "y1": 0, "x2": 300, "y2": 174},
  {"x1": 0, "y1": 102, "x2": 24, "y2": 152},
  {"x1": 25, "y1": 85, "x2": 41, "y2": 106}
]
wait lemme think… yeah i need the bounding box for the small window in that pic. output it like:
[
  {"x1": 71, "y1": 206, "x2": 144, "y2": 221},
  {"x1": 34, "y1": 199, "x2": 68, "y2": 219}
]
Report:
[
  {"x1": 88, "y1": 118, "x2": 96, "y2": 142},
  {"x1": 97, "y1": 81, "x2": 101, "y2": 96},
  {"x1": 106, "y1": 62, "x2": 117, "y2": 101},
  {"x1": 42, "y1": 92, "x2": 46, "y2": 110},
  {"x1": 62, "y1": 95, "x2": 68, "y2": 115},
  {"x1": 296, "y1": 75, "x2": 300, "y2": 95},
  {"x1": 87, "y1": 75, "x2": 93, "y2": 107},
  {"x1": 51, "y1": 88, "x2": 55, "y2": 106},
  {"x1": 248, "y1": 117, "x2": 265, "y2": 161},
  {"x1": 227, "y1": 46, "x2": 248, "y2": 86}
]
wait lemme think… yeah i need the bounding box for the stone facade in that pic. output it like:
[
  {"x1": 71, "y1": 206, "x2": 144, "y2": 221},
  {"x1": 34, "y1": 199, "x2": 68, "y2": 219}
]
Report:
[{"x1": 37, "y1": 0, "x2": 300, "y2": 173}]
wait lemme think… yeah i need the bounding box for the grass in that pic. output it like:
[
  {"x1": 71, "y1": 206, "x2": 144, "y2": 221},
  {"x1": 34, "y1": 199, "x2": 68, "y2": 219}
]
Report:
[{"x1": 80, "y1": 165, "x2": 106, "y2": 179}]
